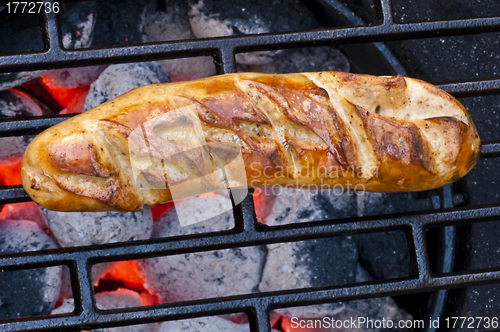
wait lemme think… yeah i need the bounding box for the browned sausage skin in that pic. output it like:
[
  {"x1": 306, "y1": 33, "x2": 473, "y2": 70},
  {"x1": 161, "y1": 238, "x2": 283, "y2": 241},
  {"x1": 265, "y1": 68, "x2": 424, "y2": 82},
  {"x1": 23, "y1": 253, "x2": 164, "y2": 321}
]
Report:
[{"x1": 21, "y1": 72, "x2": 480, "y2": 212}]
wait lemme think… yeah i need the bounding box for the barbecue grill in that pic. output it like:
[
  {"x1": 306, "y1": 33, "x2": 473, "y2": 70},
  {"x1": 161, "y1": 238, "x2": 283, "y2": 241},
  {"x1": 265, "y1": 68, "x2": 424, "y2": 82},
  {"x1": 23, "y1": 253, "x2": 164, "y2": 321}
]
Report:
[{"x1": 1, "y1": 0, "x2": 500, "y2": 331}]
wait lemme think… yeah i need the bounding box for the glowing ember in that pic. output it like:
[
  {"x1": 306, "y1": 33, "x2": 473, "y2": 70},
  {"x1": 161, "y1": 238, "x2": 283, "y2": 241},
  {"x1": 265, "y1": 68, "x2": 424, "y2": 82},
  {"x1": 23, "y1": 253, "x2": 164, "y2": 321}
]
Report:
[
  {"x1": 150, "y1": 201, "x2": 175, "y2": 221},
  {"x1": 0, "y1": 202, "x2": 45, "y2": 225},
  {"x1": 253, "y1": 188, "x2": 277, "y2": 225},
  {"x1": 101, "y1": 261, "x2": 145, "y2": 290},
  {"x1": 0, "y1": 159, "x2": 21, "y2": 186},
  {"x1": 138, "y1": 290, "x2": 159, "y2": 307},
  {"x1": 97, "y1": 260, "x2": 159, "y2": 306},
  {"x1": 39, "y1": 75, "x2": 89, "y2": 113},
  {"x1": 149, "y1": 192, "x2": 219, "y2": 222},
  {"x1": 59, "y1": 85, "x2": 90, "y2": 114},
  {"x1": 270, "y1": 312, "x2": 282, "y2": 329}
]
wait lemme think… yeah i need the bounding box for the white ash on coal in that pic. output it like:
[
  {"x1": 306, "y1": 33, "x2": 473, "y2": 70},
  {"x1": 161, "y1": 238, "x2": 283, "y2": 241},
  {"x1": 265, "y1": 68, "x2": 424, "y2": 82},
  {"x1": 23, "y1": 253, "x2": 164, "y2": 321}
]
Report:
[
  {"x1": 255, "y1": 190, "x2": 414, "y2": 283},
  {"x1": 237, "y1": 46, "x2": 350, "y2": 74},
  {"x1": 95, "y1": 289, "x2": 159, "y2": 332},
  {"x1": 254, "y1": 187, "x2": 358, "y2": 226},
  {"x1": 41, "y1": 207, "x2": 153, "y2": 248},
  {"x1": 152, "y1": 195, "x2": 235, "y2": 236},
  {"x1": 158, "y1": 316, "x2": 250, "y2": 332},
  {"x1": 83, "y1": 62, "x2": 171, "y2": 112},
  {"x1": 278, "y1": 266, "x2": 413, "y2": 331},
  {"x1": 0, "y1": 71, "x2": 49, "y2": 92},
  {"x1": 254, "y1": 188, "x2": 414, "y2": 323},
  {"x1": 50, "y1": 298, "x2": 74, "y2": 315},
  {"x1": 0, "y1": 89, "x2": 42, "y2": 119},
  {"x1": 188, "y1": 0, "x2": 318, "y2": 65},
  {"x1": 42, "y1": 66, "x2": 107, "y2": 89},
  {"x1": 57, "y1": 266, "x2": 74, "y2": 309},
  {"x1": 0, "y1": 202, "x2": 52, "y2": 238},
  {"x1": 141, "y1": 0, "x2": 216, "y2": 81},
  {"x1": 139, "y1": 207, "x2": 264, "y2": 303},
  {"x1": 259, "y1": 236, "x2": 358, "y2": 294},
  {"x1": 40, "y1": 207, "x2": 152, "y2": 288},
  {"x1": 140, "y1": 246, "x2": 265, "y2": 303},
  {"x1": 0, "y1": 219, "x2": 62, "y2": 320},
  {"x1": 59, "y1": 1, "x2": 97, "y2": 50},
  {"x1": 0, "y1": 205, "x2": 74, "y2": 311}
]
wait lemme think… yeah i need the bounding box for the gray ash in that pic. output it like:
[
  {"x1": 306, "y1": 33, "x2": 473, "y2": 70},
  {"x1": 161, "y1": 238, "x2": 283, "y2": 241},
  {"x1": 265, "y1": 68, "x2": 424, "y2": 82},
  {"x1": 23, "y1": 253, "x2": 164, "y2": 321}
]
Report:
[
  {"x1": 0, "y1": 220, "x2": 61, "y2": 320},
  {"x1": 0, "y1": 71, "x2": 49, "y2": 92},
  {"x1": 274, "y1": 265, "x2": 413, "y2": 328},
  {"x1": 188, "y1": 0, "x2": 319, "y2": 66},
  {"x1": 188, "y1": 0, "x2": 318, "y2": 38},
  {"x1": 141, "y1": 0, "x2": 216, "y2": 81},
  {"x1": 41, "y1": 207, "x2": 153, "y2": 248},
  {"x1": 83, "y1": 62, "x2": 171, "y2": 112},
  {"x1": 0, "y1": 89, "x2": 42, "y2": 119},
  {"x1": 259, "y1": 236, "x2": 358, "y2": 292},
  {"x1": 139, "y1": 207, "x2": 264, "y2": 303},
  {"x1": 59, "y1": 1, "x2": 98, "y2": 50},
  {"x1": 152, "y1": 195, "x2": 235, "y2": 237}
]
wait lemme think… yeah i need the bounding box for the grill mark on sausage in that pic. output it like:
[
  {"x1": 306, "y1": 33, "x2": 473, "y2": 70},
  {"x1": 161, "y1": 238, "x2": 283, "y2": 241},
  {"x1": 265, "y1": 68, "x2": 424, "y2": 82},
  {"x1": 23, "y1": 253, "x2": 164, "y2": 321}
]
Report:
[
  {"x1": 353, "y1": 104, "x2": 437, "y2": 174},
  {"x1": 48, "y1": 133, "x2": 116, "y2": 178},
  {"x1": 174, "y1": 96, "x2": 285, "y2": 170},
  {"x1": 303, "y1": 72, "x2": 380, "y2": 180},
  {"x1": 247, "y1": 78, "x2": 348, "y2": 169}
]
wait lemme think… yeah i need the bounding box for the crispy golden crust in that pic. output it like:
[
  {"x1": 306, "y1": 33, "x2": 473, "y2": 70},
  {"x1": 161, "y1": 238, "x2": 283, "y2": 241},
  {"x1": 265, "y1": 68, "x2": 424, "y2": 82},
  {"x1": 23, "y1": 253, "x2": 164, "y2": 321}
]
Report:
[{"x1": 21, "y1": 72, "x2": 481, "y2": 211}]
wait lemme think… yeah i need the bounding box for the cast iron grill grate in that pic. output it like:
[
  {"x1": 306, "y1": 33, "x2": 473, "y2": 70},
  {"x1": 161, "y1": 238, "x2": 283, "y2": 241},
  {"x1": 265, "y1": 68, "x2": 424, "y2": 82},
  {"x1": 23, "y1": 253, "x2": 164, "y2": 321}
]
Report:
[{"x1": 1, "y1": 0, "x2": 500, "y2": 330}]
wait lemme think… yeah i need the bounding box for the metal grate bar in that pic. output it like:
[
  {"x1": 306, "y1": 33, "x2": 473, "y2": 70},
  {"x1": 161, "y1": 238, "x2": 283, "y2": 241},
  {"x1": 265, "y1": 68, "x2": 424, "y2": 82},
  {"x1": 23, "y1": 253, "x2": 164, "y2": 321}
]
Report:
[
  {"x1": 0, "y1": 202, "x2": 499, "y2": 269},
  {"x1": 481, "y1": 142, "x2": 500, "y2": 158},
  {"x1": 0, "y1": 79, "x2": 497, "y2": 138},
  {"x1": 74, "y1": 258, "x2": 95, "y2": 316},
  {"x1": 215, "y1": 46, "x2": 236, "y2": 75},
  {"x1": 380, "y1": 0, "x2": 394, "y2": 25},
  {"x1": 43, "y1": 3, "x2": 59, "y2": 51},
  {"x1": 0, "y1": 186, "x2": 30, "y2": 204},
  {"x1": 0, "y1": 115, "x2": 72, "y2": 138},
  {"x1": 2, "y1": 17, "x2": 500, "y2": 73},
  {"x1": 438, "y1": 79, "x2": 500, "y2": 96},
  {"x1": 252, "y1": 306, "x2": 272, "y2": 332},
  {"x1": 411, "y1": 225, "x2": 431, "y2": 278},
  {"x1": 3, "y1": 269, "x2": 500, "y2": 331},
  {"x1": 2, "y1": 1, "x2": 500, "y2": 331},
  {"x1": 4, "y1": 192, "x2": 498, "y2": 331}
]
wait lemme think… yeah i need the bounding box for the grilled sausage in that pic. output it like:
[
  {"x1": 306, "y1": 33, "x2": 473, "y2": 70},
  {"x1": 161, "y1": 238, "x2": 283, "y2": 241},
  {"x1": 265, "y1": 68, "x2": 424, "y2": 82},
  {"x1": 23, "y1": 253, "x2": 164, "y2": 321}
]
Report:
[{"x1": 21, "y1": 72, "x2": 480, "y2": 212}]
